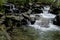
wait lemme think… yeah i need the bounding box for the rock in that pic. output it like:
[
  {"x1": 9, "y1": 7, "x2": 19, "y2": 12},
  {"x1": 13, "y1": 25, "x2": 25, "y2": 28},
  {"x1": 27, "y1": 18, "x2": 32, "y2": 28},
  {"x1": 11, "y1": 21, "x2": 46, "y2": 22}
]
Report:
[
  {"x1": 31, "y1": 3, "x2": 43, "y2": 11},
  {"x1": 6, "y1": 27, "x2": 13, "y2": 32},
  {"x1": 13, "y1": 8, "x2": 19, "y2": 13},
  {"x1": 27, "y1": 9, "x2": 32, "y2": 14},
  {"x1": 0, "y1": 14, "x2": 3, "y2": 18},
  {"x1": 32, "y1": 3, "x2": 41, "y2": 9},
  {"x1": 24, "y1": 3, "x2": 30, "y2": 9},
  {"x1": 20, "y1": 6, "x2": 29, "y2": 13},
  {"x1": 30, "y1": 17, "x2": 36, "y2": 25},
  {"x1": 50, "y1": 8, "x2": 60, "y2": 15},
  {"x1": 4, "y1": 3, "x2": 13, "y2": 13},
  {"x1": 4, "y1": 3, "x2": 20, "y2": 15},
  {"x1": 21, "y1": 19, "x2": 28, "y2": 25},
  {"x1": 22, "y1": 14, "x2": 30, "y2": 20},
  {"x1": 29, "y1": 3, "x2": 33, "y2": 6},
  {"x1": 21, "y1": 8, "x2": 28, "y2": 13},
  {"x1": 30, "y1": 21, "x2": 35, "y2": 25},
  {"x1": 22, "y1": 14, "x2": 36, "y2": 25},
  {"x1": 5, "y1": 9, "x2": 12, "y2": 14},
  {"x1": 16, "y1": 21, "x2": 21, "y2": 27},
  {"x1": 3, "y1": 17, "x2": 12, "y2": 27},
  {"x1": 53, "y1": 14, "x2": 60, "y2": 26},
  {"x1": 11, "y1": 18, "x2": 21, "y2": 27},
  {"x1": 35, "y1": 15, "x2": 40, "y2": 20},
  {"x1": 10, "y1": 18, "x2": 16, "y2": 26},
  {"x1": 31, "y1": 8, "x2": 43, "y2": 14}
]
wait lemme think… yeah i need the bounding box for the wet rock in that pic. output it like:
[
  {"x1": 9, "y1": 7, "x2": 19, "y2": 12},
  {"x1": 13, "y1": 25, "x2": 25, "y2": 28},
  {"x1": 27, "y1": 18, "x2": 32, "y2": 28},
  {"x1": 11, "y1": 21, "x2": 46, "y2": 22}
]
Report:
[
  {"x1": 5, "y1": 9, "x2": 11, "y2": 14},
  {"x1": 20, "y1": 6, "x2": 29, "y2": 13},
  {"x1": 31, "y1": 3, "x2": 43, "y2": 10},
  {"x1": 27, "y1": 9, "x2": 32, "y2": 14},
  {"x1": 11, "y1": 18, "x2": 16, "y2": 26},
  {"x1": 21, "y1": 19, "x2": 28, "y2": 25},
  {"x1": 30, "y1": 21, "x2": 35, "y2": 25},
  {"x1": 22, "y1": 14, "x2": 30, "y2": 20},
  {"x1": 0, "y1": 14, "x2": 3, "y2": 18},
  {"x1": 22, "y1": 14, "x2": 35, "y2": 25},
  {"x1": 3, "y1": 17, "x2": 12, "y2": 27},
  {"x1": 13, "y1": 8, "x2": 19, "y2": 13},
  {"x1": 30, "y1": 17, "x2": 36, "y2": 25},
  {"x1": 6, "y1": 27, "x2": 13, "y2": 32},
  {"x1": 11, "y1": 18, "x2": 21, "y2": 27},
  {"x1": 4, "y1": 3, "x2": 19, "y2": 15},
  {"x1": 35, "y1": 15, "x2": 40, "y2": 20},
  {"x1": 50, "y1": 8, "x2": 60, "y2": 15},
  {"x1": 32, "y1": 3, "x2": 43, "y2": 13},
  {"x1": 4, "y1": 3, "x2": 13, "y2": 13},
  {"x1": 16, "y1": 21, "x2": 21, "y2": 27},
  {"x1": 24, "y1": 3, "x2": 30, "y2": 9},
  {"x1": 53, "y1": 14, "x2": 60, "y2": 26},
  {"x1": 21, "y1": 8, "x2": 28, "y2": 13},
  {"x1": 31, "y1": 8, "x2": 43, "y2": 14}
]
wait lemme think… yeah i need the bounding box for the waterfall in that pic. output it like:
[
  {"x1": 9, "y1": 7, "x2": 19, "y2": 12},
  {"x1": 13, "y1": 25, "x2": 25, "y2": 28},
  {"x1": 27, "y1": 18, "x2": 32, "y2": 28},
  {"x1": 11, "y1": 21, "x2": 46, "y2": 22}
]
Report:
[{"x1": 28, "y1": 5, "x2": 60, "y2": 31}]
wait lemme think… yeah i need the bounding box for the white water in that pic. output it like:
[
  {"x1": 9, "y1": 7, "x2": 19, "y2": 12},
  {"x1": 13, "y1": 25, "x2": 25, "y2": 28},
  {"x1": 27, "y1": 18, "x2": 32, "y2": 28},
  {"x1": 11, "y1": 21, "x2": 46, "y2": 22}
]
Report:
[{"x1": 29, "y1": 6, "x2": 60, "y2": 31}]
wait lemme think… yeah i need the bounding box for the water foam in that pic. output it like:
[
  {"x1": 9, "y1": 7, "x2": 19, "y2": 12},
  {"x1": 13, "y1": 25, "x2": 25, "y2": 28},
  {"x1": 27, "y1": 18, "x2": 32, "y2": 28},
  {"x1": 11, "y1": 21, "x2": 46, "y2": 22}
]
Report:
[{"x1": 28, "y1": 6, "x2": 60, "y2": 31}]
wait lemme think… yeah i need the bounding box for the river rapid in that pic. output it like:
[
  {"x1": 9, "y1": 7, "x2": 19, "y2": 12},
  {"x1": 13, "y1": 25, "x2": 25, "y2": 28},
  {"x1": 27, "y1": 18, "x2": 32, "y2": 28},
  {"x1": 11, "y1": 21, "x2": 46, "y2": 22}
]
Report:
[{"x1": 27, "y1": 5, "x2": 60, "y2": 40}]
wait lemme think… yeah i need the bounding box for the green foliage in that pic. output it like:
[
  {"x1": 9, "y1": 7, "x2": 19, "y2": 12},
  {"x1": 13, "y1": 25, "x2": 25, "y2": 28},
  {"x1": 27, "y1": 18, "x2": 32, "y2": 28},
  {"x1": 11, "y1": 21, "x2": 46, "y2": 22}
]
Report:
[
  {"x1": 7, "y1": 0, "x2": 27, "y2": 6},
  {"x1": 56, "y1": 1, "x2": 60, "y2": 7},
  {"x1": 38, "y1": 0, "x2": 54, "y2": 4},
  {"x1": 0, "y1": 0, "x2": 7, "y2": 13},
  {"x1": 0, "y1": 0, "x2": 7, "y2": 6}
]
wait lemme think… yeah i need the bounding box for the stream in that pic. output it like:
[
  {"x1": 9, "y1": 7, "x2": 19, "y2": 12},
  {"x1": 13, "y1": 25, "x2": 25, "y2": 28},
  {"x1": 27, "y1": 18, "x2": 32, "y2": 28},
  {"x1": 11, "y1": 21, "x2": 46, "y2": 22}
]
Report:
[
  {"x1": 27, "y1": 5, "x2": 60, "y2": 40},
  {"x1": 4, "y1": 3, "x2": 60, "y2": 40}
]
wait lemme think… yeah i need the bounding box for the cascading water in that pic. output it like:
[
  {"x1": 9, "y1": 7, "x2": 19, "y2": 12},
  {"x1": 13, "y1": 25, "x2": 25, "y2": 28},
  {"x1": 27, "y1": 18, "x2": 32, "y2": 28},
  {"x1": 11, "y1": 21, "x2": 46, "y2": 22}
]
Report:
[
  {"x1": 27, "y1": 5, "x2": 60, "y2": 40},
  {"x1": 28, "y1": 6, "x2": 60, "y2": 31}
]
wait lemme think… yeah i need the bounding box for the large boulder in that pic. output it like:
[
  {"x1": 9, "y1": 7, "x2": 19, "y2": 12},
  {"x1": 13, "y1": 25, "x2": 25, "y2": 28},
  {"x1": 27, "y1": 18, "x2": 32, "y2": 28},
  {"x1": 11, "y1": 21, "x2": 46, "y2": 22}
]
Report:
[
  {"x1": 49, "y1": 8, "x2": 60, "y2": 15},
  {"x1": 53, "y1": 14, "x2": 60, "y2": 26}
]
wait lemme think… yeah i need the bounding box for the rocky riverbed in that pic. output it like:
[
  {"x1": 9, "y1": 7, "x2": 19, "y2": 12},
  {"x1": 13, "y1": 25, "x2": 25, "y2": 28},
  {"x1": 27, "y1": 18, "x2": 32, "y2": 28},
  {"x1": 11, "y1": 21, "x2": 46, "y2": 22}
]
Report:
[{"x1": 0, "y1": 2, "x2": 60, "y2": 40}]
